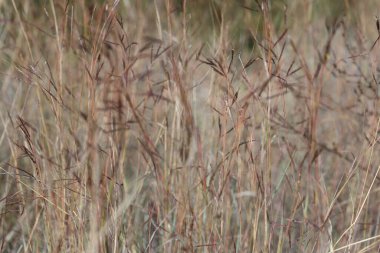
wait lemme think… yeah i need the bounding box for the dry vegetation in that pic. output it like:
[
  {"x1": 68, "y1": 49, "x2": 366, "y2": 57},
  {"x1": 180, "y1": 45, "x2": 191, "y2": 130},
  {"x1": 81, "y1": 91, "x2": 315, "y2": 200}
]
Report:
[{"x1": 0, "y1": 0, "x2": 380, "y2": 252}]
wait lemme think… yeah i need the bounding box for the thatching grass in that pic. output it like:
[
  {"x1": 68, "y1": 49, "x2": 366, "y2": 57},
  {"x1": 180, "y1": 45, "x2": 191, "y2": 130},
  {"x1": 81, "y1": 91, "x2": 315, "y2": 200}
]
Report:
[{"x1": 1, "y1": 0, "x2": 380, "y2": 252}]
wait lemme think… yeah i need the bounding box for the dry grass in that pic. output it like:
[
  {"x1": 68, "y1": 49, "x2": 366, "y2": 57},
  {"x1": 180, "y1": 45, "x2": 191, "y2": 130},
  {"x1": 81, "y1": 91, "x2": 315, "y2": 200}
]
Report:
[{"x1": 0, "y1": 0, "x2": 380, "y2": 252}]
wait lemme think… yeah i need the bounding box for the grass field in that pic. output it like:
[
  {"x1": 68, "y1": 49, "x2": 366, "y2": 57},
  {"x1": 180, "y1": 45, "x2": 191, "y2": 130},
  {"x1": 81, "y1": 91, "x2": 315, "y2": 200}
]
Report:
[{"x1": 1, "y1": 0, "x2": 380, "y2": 252}]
